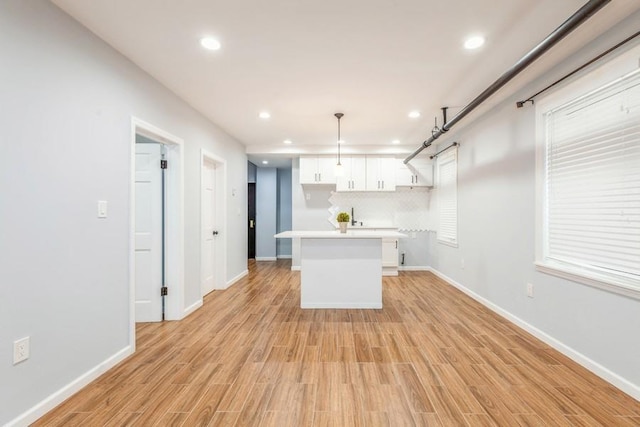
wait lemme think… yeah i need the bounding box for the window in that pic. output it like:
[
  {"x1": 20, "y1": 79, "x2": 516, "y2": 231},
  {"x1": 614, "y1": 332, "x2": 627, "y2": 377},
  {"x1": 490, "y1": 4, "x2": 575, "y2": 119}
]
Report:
[
  {"x1": 436, "y1": 147, "x2": 458, "y2": 245},
  {"x1": 537, "y1": 60, "x2": 640, "y2": 298}
]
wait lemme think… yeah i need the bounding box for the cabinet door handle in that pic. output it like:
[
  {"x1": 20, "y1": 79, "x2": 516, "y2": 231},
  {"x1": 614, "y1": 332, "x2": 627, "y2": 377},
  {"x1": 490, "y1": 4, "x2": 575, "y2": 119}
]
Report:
[
  {"x1": 415, "y1": 175, "x2": 418, "y2": 184},
  {"x1": 382, "y1": 181, "x2": 384, "y2": 189},
  {"x1": 318, "y1": 173, "x2": 321, "y2": 182},
  {"x1": 395, "y1": 240, "x2": 398, "y2": 249}
]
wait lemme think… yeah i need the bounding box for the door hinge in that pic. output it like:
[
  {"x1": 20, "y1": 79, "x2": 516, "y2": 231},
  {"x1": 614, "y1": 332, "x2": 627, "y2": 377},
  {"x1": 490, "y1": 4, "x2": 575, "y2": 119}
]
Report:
[
  {"x1": 160, "y1": 160, "x2": 168, "y2": 169},
  {"x1": 160, "y1": 286, "x2": 168, "y2": 296}
]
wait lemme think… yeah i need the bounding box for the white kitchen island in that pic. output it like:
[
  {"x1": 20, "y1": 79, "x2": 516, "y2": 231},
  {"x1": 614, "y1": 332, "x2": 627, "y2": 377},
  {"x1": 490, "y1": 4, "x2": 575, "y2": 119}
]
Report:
[{"x1": 274, "y1": 230, "x2": 407, "y2": 309}]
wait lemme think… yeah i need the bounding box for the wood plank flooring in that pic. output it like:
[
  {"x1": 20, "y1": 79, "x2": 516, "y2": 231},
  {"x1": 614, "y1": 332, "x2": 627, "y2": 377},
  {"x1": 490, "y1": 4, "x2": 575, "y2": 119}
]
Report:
[{"x1": 34, "y1": 260, "x2": 640, "y2": 426}]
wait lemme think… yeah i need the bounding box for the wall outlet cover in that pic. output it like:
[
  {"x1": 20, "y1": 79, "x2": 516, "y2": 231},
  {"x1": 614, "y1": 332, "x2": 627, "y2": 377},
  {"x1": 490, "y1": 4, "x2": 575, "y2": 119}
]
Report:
[{"x1": 13, "y1": 336, "x2": 30, "y2": 365}]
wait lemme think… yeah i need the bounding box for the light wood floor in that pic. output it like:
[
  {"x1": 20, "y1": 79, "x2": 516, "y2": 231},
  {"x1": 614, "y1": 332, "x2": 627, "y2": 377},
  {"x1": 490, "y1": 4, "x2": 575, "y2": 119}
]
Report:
[{"x1": 35, "y1": 260, "x2": 640, "y2": 426}]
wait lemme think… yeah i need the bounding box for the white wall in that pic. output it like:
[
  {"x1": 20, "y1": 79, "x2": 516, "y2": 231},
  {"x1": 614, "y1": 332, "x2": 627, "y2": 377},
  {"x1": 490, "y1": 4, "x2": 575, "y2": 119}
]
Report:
[
  {"x1": 256, "y1": 168, "x2": 277, "y2": 259},
  {"x1": 0, "y1": 1, "x2": 247, "y2": 424},
  {"x1": 428, "y1": 11, "x2": 640, "y2": 398},
  {"x1": 291, "y1": 158, "x2": 335, "y2": 268}
]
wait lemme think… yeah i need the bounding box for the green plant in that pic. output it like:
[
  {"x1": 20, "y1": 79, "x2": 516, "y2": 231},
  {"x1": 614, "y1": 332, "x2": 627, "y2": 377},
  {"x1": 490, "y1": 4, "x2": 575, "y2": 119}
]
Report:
[{"x1": 336, "y1": 212, "x2": 350, "y2": 223}]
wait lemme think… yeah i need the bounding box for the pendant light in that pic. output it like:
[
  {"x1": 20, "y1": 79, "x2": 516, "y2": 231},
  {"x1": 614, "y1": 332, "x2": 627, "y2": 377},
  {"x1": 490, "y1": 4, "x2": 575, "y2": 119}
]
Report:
[{"x1": 335, "y1": 112, "x2": 344, "y2": 176}]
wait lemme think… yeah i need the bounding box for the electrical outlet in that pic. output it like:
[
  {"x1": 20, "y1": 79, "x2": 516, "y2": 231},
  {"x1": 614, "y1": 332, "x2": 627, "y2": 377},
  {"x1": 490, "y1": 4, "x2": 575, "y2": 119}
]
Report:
[
  {"x1": 13, "y1": 337, "x2": 30, "y2": 365},
  {"x1": 527, "y1": 283, "x2": 534, "y2": 298},
  {"x1": 306, "y1": 193, "x2": 311, "y2": 200}
]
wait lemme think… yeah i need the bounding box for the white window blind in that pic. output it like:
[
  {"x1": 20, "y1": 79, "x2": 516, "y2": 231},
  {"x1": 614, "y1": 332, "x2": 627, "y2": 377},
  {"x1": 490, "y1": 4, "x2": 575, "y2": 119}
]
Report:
[
  {"x1": 437, "y1": 147, "x2": 458, "y2": 245},
  {"x1": 543, "y1": 68, "x2": 640, "y2": 289}
]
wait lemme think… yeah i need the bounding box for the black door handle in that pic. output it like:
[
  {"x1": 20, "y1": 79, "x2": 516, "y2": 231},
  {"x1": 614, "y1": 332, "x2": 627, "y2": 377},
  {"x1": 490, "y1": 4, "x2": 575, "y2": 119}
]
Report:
[{"x1": 212, "y1": 231, "x2": 219, "y2": 236}]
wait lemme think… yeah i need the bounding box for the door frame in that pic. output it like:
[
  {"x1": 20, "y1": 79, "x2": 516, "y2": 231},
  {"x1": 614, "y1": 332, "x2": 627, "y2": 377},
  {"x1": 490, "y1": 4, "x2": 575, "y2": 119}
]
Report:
[
  {"x1": 129, "y1": 117, "x2": 185, "y2": 345},
  {"x1": 201, "y1": 149, "x2": 227, "y2": 293}
]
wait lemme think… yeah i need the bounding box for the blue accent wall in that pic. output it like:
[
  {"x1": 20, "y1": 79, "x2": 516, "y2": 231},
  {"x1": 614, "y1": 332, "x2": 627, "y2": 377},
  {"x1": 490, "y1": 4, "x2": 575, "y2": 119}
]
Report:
[{"x1": 277, "y1": 168, "x2": 292, "y2": 257}]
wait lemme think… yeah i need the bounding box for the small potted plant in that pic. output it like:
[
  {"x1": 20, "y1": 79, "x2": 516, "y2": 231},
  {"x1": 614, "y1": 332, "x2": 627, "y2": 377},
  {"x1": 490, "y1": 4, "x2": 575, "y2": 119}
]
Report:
[{"x1": 336, "y1": 211, "x2": 350, "y2": 233}]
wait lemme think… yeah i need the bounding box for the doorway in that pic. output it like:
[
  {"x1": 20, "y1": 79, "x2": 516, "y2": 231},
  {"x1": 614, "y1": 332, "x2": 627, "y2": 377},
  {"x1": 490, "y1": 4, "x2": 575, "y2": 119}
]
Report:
[
  {"x1": 130, "y1": 118, "x2": 184, "y2": 333},
  {"x1": 248, "y1": 183, "x2": 256, "y2": 259},
  {"x1": 200, "y1": 150, "x2": 227, "y2": 295}
]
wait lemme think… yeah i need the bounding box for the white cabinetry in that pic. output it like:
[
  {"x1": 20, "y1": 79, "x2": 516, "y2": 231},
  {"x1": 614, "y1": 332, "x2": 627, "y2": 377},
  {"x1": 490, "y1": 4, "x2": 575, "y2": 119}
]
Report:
[
  {"x1": 396, "y1": 158, "x2": 433, "y2": 187},
  {"x1": 336, "y1": 156, "x2": 366, "y2": 191},
  {"x1": 299, "y1": 156, "x2": 336, "y2": 184},
  {"x1": 382, "y1": 238, "x2": 399, "y2": 276},
  {"x1": 366, "y1": 156, "x2": 396, "y2": 192}
]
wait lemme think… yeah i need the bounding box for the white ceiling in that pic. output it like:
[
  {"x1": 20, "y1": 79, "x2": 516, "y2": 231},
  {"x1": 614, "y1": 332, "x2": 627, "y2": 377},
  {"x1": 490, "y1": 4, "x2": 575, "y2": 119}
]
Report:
[{"x1": 53, "y1": 0, "x2": 640, "y2": 156}]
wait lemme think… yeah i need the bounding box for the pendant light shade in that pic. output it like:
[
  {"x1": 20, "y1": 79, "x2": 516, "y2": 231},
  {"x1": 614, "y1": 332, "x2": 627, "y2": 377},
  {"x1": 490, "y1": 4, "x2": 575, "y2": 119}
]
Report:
[{"x1": 334, "y1": 113, "x2": 344, "y2": 176}]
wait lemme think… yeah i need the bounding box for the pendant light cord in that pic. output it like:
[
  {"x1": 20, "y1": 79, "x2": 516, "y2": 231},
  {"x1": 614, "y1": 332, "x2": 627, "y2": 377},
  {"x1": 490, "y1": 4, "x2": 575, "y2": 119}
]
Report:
[{"x1": 335, "y1": 113, "x2": 343, "y2": 166}]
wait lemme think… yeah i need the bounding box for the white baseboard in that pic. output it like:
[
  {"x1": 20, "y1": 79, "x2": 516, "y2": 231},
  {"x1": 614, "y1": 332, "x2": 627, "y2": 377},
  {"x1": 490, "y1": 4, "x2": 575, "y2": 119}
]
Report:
[
  {"x1": 398, "y1": 266, "x2": 431, "y2": 271},
  {"x1": 255, "y1": 257, "x2": 277, "y2": 261},
  {"x1": 301, "y1": 303, "x2": 382, "y2": 309},
  {"x1": 277, "y1": 255, "x2": 292, "y2": 259},
  {"x1": 226, "y1": 269, "x2": 248, "y2": 288},
  {"x1": 183, "y1": 299, "x2": 203, "y2": 318},
  {"x1": 429, "y1": 268, "x2": 640, "y2": 401},
  {"x1": 7, "y1": 345, "x2": 133, "y2": 427},
  {"x1": 291, "y1": 265, "x2": 301, "y2": 271}
]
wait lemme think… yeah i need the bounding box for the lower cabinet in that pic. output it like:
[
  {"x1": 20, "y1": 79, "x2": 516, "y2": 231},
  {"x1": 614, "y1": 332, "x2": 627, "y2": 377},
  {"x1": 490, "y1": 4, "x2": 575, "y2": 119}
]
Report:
[{"x1": 382, "y1": 238, "x2": 399, "y2": 276}]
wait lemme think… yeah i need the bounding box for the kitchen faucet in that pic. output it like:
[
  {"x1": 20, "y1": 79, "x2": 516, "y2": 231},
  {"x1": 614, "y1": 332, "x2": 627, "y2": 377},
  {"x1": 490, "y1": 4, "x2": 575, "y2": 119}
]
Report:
[{"x1": 351, "y1": 207, "x2": 357, "y2": 226}]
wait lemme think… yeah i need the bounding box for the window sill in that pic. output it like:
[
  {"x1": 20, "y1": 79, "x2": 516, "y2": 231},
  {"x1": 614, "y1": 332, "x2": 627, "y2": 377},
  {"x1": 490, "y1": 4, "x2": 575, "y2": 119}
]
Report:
[
  {"x1": 437, "y1": 238, "x2": 458, "y2": 248},
  {"x1": 535, "y1": 261, "x2": 640, "y2": 300}
]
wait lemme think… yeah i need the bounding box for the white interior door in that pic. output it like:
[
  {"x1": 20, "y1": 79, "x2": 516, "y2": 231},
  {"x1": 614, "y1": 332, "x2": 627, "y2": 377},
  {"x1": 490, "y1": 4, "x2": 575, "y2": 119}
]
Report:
[
  {"x1": 201, "y1": 159, "x2": 217, "y2": 296},
  {"x1": 135, "y1": 143, "x2": 163, "y2": 322}
]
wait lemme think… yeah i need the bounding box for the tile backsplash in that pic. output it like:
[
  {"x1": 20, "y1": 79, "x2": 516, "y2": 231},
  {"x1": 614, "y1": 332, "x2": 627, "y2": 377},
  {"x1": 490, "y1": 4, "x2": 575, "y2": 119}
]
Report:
[{"x1": 328, "y1": 187, "x2": 433, "y2": 231}]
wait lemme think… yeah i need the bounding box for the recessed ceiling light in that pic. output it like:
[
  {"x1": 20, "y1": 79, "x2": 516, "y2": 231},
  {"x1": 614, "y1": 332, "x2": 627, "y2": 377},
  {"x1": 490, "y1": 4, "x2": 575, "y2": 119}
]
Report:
[
  {"x1": 200, "y1": 37, "x2": 221, "y2": 51},
  {"x1": 408, "y1": 111, "x2": 421, "y2": 119},
  {"x1": 259, "y1": 111, "x2": 271, "y2": 119},
  {"x1": 392, "y1": 139, "x2": 400, "y2": 145},
  {"x1": 464, "y1": 35, "x2": 485, "y2": 50},
  {"x1": 262, "y1": 160, "x2": 269, "y2": 165},
  {"x1": 283, "y1": 139, "x2": 293, "y2": 144}
]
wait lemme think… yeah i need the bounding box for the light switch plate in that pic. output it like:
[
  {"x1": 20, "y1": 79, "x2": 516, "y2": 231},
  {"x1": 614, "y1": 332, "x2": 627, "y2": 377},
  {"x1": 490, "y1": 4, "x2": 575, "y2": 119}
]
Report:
[
  {"x1": 527, "y1": 283, "x2": 534, "y2": 298},
  {"x1": 98, "y1": 200, "x2": 108, "y2": 218}
]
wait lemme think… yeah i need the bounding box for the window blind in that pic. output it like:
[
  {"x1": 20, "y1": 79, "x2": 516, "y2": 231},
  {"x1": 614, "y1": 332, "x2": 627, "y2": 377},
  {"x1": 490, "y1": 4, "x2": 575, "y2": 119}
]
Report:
[
  {"x1": 544, "y1": 69, "x2": 640, "y2": 285},
  {"x1": 437, "y1": 148, "x2": 458, "y2": 244}
]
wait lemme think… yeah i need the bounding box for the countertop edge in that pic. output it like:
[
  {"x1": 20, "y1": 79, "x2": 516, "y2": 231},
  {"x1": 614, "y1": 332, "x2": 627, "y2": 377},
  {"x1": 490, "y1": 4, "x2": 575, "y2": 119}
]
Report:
[{"x1": 274, "y1": 230, "x2": 408, "y2": 239}]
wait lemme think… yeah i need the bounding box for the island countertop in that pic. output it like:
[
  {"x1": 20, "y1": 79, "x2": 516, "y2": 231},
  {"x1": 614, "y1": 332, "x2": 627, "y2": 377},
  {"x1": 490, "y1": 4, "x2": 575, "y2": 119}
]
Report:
[{"x1": 274, "y1": 230, "x2": 407, "y2": 239}]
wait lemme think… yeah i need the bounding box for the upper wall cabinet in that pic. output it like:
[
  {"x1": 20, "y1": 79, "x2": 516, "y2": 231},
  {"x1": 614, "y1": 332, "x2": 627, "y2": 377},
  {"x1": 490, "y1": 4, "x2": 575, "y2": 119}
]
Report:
[
  {"x1": 336, "y1": 155, "x2": 366, "y2": 191},
  {"x1": 396, "y1": 158, "x2": 433, "y2": 187},
  {"x1": 299, "y1": 156, "x2": 336, "y2": 184},
  {"x1": 366, "y1": 156, "x2": 396, "y2": 192}
]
